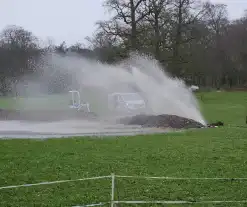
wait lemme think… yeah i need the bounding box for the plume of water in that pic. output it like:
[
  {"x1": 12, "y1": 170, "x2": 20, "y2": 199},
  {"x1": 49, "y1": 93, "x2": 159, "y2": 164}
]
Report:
[{"x1": 16, "y1": 52, "x2": 206, "y2": 125}]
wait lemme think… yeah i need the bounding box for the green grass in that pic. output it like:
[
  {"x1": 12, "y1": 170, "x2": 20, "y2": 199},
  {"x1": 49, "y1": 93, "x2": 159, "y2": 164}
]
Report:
[
  {"x1": 196, "y1": 91, "x2": 247, "y2": 125},
  {"x1": 1, "y1": 91, "x2": 247, "y2": 206},
  {"x1": 0, "y1": 97, "x2": 17, "y2": 109}
]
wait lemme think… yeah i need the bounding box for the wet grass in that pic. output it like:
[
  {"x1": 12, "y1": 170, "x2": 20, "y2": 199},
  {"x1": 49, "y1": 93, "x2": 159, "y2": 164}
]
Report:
[
  {"x1": 0, "y1": 91, "x2": 247, "y2": 206},
  {"x1": 196, "y1": 91, "x2": 247, "y2": 125}
]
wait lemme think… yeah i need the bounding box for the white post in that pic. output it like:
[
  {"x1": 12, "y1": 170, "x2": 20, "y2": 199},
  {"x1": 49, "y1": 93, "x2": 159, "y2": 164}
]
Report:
[
  {"x1": 111, "y1": 173, "x2": 115, "y2": 207},
  {"x1": 72, "y1": 92, "x2": 74, "y2": 106},
  {"x1": 76, "y1": 91, "x2": 81, "y2": 106}
]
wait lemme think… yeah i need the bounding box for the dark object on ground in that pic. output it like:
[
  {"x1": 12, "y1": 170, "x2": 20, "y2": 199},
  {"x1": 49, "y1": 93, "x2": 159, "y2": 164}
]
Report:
[
  {"x1": 118, "y1": 114, "x2": 205, "y2": 129},
  {"x1": 119, "y1": 114, "x2": 224, "y2": 129},
  {"x1": 207, "y1": 121, "x2": 224, "y2": 128}
]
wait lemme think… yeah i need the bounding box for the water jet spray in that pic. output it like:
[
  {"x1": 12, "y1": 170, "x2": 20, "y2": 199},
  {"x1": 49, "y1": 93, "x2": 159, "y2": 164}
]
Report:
[{"x1": 0, "y1": 52, "x2": 208, "y2": 137}]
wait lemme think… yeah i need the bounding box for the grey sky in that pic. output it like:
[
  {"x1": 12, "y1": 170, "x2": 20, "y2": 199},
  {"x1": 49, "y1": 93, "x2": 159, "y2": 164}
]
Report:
[{"x1": 0, "y1": 0, "x2": 246, "y2": 46}]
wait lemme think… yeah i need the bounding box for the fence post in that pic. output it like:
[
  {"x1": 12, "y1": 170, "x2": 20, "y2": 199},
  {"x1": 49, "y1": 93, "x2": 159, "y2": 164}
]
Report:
[{"x1": 111, "y1": 173, "x2": 115, "y2": 207}]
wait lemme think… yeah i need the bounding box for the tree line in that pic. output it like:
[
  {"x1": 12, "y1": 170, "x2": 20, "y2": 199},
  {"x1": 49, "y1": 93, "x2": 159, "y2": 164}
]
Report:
[
  {"x1": 1, "y1": 0, "x2": 247, "y2": 94},
  {"x1": 88, "y1": 0, "x2": 247, "y2": 89}
]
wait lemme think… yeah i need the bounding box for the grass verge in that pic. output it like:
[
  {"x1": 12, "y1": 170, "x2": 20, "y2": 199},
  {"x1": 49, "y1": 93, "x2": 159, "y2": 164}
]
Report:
[{"x1": 0, "y1": 91, "x2": 247, "y2": 206}]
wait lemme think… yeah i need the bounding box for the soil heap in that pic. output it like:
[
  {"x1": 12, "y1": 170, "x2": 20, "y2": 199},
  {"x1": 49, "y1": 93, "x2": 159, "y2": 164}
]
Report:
[{"x1": 118, "y1": 114, "x2": 206, "y2": 129}]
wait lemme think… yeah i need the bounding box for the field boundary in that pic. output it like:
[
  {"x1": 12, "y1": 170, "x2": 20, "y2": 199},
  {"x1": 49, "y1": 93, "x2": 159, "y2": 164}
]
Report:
[
  {"x1": 0, "y1": 175, "x2": 111, "y2": 190},
  {"x1": 1, "y1": 174, "x2": 247, "y2": 206}
]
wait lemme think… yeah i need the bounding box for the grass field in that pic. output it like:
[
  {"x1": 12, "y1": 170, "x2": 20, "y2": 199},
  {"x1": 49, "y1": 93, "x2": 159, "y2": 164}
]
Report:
[{"x1": 1, "y1": 91, "x2": 247, "y2": 206}]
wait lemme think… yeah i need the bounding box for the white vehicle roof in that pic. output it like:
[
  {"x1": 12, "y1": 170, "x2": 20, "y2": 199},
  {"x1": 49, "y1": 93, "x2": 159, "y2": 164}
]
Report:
[
  {"x1": 109, "y1": 92, "x2": 143, "y2": 101},
  {"x1": 109, "y1": 92, "x2": 139, "y2": 95}
]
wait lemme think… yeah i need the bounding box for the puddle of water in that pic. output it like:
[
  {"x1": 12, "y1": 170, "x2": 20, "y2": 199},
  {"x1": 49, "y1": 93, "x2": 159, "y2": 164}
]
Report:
[{"x1": 0, "y1": 120, "x2": 170, "y2": 139}]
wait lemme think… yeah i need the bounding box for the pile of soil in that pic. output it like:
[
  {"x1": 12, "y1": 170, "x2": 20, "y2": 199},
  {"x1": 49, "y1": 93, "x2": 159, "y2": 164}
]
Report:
[
  {"x1": 0, "y1": 108, "x2": 223, "y2": 129},
  {"x1": 0, "y1": 109, "x2": 97, "y2": 121},
  {"x1": 118, "y1": 114, "x2": 206, "y2": 129}
]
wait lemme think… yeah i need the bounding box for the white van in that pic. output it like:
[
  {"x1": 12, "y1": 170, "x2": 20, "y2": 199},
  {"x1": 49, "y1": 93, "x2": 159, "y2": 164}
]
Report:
[{"x1": 108, "y1": 92, "x2": 146, "y2": 112}]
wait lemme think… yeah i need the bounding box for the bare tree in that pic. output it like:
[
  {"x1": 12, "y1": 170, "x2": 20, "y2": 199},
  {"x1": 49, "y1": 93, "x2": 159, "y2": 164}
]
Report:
[
  {"x1": 103, "y1": 0, "x2": 151, "y2": 49},
  {"x1": 0, "y1": 25, "x2": 41, "y2": 94},
  {"x1": 204, "y1": 2, "x2": 228, "y2": 44},
  {"x1": 1, "y1": 25, "x2": 38, "y2": 50},
  {"x1": 204, "y1": 2, "x2": 229, "y2": 87},
  {"x1": 169, "y1": 0, "x2": 206, "y2": 75},
  {"x1": 143, "y1": 0, "x2": 172, "y2": 59},
  {"x1": 55, "y1": 41, "x2": 67, "y2": 53}
]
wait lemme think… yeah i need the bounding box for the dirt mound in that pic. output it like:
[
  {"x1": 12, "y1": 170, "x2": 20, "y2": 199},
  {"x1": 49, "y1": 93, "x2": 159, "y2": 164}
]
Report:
[{"x1": 118, "y1": 114, "x2": 205, "y2": 129}]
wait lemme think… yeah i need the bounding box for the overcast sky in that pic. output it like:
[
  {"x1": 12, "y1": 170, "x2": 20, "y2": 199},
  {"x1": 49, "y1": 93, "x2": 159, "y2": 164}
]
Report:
[{"x1": 0, "y1": 0, "x2": 246, "y2": 46}]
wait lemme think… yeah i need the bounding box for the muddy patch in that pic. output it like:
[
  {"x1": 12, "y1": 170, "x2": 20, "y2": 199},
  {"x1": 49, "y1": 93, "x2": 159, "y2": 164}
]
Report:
[{"x1": 0, "y1": 109, "x2": 97, "y2": 122}]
